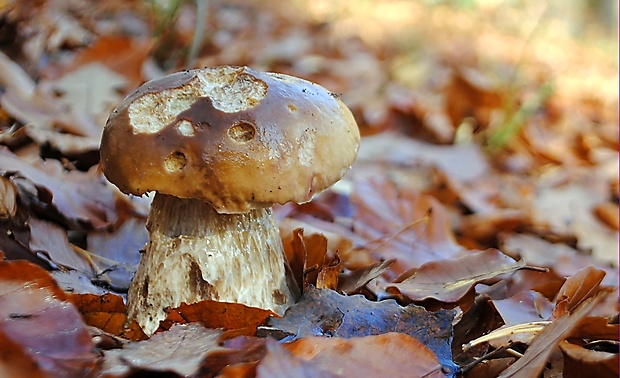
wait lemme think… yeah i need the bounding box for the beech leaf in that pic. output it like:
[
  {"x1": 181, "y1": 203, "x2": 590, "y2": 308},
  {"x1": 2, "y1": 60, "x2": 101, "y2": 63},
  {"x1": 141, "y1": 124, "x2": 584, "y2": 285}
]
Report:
[
  {"x1": 0, "y1": 260, "x2": 98, "y2": 377},
  {"x1": 102, "y1": 323, "x2": 224, "y2": 377},
  {"x1": 388, "y1": 249, "x2": 526, "y2": 303},
  {"x1": 158, "y1": 300, "x2": 275, "y2": 335},
  {"x1": 267, "y1": 286, "x2": 457, "y2": 375},
  {"x1": 498, "y1": 294, "x2": 605, "y2": 378},
  {"x1": 350, "y1": 176, "x2": 465, "y2": 280},
  {"x1": 258, "y1": 333, "x2": 446, "y2": 378},
  {"x1": 0, "y1": 148, "x2": 116, "y2": 228}
]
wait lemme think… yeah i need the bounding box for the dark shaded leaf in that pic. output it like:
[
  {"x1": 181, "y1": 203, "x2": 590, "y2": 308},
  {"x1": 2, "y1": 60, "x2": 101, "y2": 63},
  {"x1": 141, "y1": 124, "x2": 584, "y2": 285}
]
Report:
[
  {"x1": 453, "y1": 294, "x2": 505, "y2": 365},
  {"x1": 267, "y1": 286, "x2": 457, "y2": 375}
]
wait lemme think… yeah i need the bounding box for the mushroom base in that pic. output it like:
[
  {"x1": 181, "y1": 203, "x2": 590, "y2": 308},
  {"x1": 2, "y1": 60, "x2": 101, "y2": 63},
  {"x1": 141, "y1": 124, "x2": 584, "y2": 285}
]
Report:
[{"x1": 126, "y1": 193, "x2": 294, "y2": 335}]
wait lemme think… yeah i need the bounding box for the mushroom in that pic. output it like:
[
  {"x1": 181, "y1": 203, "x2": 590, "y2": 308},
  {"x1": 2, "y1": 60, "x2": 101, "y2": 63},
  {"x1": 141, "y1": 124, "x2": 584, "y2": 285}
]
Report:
[{"x1": 100, "y1": 66, "x2": 360, "y2": 335}]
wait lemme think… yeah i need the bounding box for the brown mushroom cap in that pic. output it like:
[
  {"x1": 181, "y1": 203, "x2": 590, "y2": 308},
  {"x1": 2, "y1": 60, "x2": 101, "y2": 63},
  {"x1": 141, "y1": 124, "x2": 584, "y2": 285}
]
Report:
[{"x1": 100, "y1": 66, "x2": 360, "y2": 213}]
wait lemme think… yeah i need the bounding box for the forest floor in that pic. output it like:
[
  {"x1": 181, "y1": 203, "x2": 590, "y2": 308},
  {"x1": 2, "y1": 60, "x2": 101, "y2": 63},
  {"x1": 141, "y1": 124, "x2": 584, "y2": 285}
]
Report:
[{"x1": 0, "y1": 0, "x2": 617, "y2": 377}]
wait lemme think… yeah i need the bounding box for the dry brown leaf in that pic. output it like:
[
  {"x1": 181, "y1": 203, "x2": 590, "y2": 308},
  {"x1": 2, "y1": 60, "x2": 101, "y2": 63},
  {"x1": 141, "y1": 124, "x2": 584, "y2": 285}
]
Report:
[
  {"x1": 452, "y1": 294, "x2": 506, "y2": 365},
  {"x1": 0, "y1": 148, "x2": 116, "y2": 228},
  {"x1": 28, "y1": 216, "x2": 95, "y2": 274},
  {"x1": 63, "y1": 35, "x2": 152, "y2": 88},
  {"x1": 283, "y1": 229, "x2": 329, "y2": 293},
  {"x1": 593, "y1": 202, "x2": 619, "y2": 230},
  {"x1": 67, "y1": 292, "x2": 148, "y2": 342},
  {"x1": 531, "y1": 173, "x2": 619, "y2": 265},
  {"x1": 0, "y1": 176, "x2": 17, "y2": 219},
  {"x1": 559, "y1": 340, "x2": 619, "y2": 378},
  {"x1": 553, "y1": 266, "x2": 607, "y2": 318},
  {"x1": 355, "y1": 131, "x2": 490, "y2": 183},
  {"x1": 23, "y1": 124, "x2": 100, "y2": 158},
  {"x1": 49, "y1": 62, "x2": 127, "y2": 122},
  {"x1": 492, "y1": 290, "x2": 554, "y2": 326},
  {"x1": 337, "y1": 259, "x2": 395, "y2": 294},
  {"x1": 316, "y1": 254, "x2": 341, "y2": 290},
  {"x1": 0, "y1": 260, "x2": 98, "y2": 377},
  {"x1": 256, "y1": 339, "x2": 337, "y2": 378},
  {"x1": 102, "y1": 323, "x2": 225, "y2": 377},
  {"x1": 568, "y1": 316, "x2": 619, "y2": 341},
  {"x1": 498, "y1": 294, "x2": 604, "y2": 378},
  {"x1": 158, "y1": 300, "x2": 275, "y2": 336},
  {"x1": 500, "y1": 232, "x2": 618, "y2": 287},
  {"x1": 284, "y1": 333, "x2": 446, "y2": 377},
  {"x1": 445, "y1": 68, "x2": 504, "y2": 132},
  {"x1": 388, "y1": 249, "x2": 525, "y2": 303},
  {"x1": 351, "y1": 176, "x2": 466, "y2": 280}
]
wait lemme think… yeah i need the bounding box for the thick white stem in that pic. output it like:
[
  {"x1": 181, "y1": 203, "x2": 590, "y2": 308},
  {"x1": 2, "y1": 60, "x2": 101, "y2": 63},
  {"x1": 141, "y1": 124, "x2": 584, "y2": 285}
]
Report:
[{"x1": 126, "y1": 193, "x2": 294, "y2": 335}]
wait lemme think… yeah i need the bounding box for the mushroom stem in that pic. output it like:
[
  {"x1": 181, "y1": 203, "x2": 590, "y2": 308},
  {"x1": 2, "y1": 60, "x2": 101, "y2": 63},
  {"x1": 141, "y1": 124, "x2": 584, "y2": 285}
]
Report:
[{"x1": 126, "y1": 193, "x2": 294, "y2": 335}]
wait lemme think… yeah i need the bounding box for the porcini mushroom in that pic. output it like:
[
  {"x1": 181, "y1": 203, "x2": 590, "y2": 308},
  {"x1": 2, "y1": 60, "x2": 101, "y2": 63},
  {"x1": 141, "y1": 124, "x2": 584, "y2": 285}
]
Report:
[{"x1": 100, "y1": 66, "x2": 360, "y2": 335}]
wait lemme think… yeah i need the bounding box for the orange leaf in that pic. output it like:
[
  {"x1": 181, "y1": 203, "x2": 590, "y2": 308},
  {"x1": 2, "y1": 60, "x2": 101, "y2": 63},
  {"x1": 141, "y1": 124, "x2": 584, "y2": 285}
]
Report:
[{"x1": 158, "y1": 300, "x2": 275, "y2": 335}]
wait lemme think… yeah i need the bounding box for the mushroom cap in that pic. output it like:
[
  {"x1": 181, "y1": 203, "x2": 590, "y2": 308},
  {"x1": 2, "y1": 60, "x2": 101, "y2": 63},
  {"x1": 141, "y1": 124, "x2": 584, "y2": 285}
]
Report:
[{"x1": 100, "y1": 66, "x2": 360, "y2": 213}]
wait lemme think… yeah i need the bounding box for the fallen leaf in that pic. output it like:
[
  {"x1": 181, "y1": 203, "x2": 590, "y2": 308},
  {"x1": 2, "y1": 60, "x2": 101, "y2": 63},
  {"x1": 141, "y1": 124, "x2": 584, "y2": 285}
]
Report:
[
  {"x1": 256, "y1": 339, "x2": 337, "y2": 378},
  {"x1": 267, "y1": 286, "x2": 457, "y2": 375},
  {"x1": 593, "y1": 202, "x2": 619, "y2": 230},
  {"x1": 0, "y1": 176, "x2": 17, "y2": 219},
  {"x1": 355, "y1": 131, "x2": 490, "y2": 183},
  {"x1": 86, "y1": 217, "x2": 146, "y2": 264},
  {"x1": 531, "y1": 173, "x2": 619, "y2": 265},
  {"x1": 316, "y1": 254, "x2": 341, "y2": 290},
  {"x1": 158, "y1": 300, "x2": 275, "y2": 335},
  {"x1": 281, "y1": 333, "x2": 446, "y2": 377},
  {"x1": 445, "y1": 68, "x2": 504, "y2": 132},
  {"x1": 66, "y1": 35, "x2": 152, "y2": 87},
  {"x1": 28, "y1": 216, "x2": 95, "y2": 274},
  {"x1": 553, "y1": 266, "x2": 606, "y2": 318},
  {"x1": 67, "y1": 292, "x2": 148, "y2": 341},
  {"x1": 492, "y1": 290, "x2": 554, "y2": 326},
  {"x1": 499, "y1": 232, "x2": 618, "y2": 286},
  {"x1": 51, "y1": 270, "x2": 107, "y2": 295},
  {"x1": 51, "y1": 62, "x2": 127, "y2": 119},
  {"x1": 350, "y1": 176, "x2": 465, "y2": 280},
  {"x1": 388, "y1": 249, "x2": 525, "y2": 303},
  {"x1": 559, "y1": 340, "x2": 619, "y2": 378},
  {"x1": 0, "y1": 147, "x2": 116, "y2": 228},
  {"x1": 452, "y1": 294, "x2": 505, "y2": 365},
  {"x1": 337, "y1": 259, "x2": 395, "y2": 294},
  {"x1": 23, "y1": 124, "x2": 100, "y2": 161},
  {"x1": 102, "y1": 323, "x2": 225, "y2": 377},
  {"x1": 498, "y1": 294, "x2": 604, "y2": 378},
  {"x1": 568, "y1": 316, "x2": 619, "y2": 340},
  {"x1": 464, "y1": 358, "x2": 516, "y2": 378},
  {"x1": 283, "y1": 229, "x2": 330, "y2": 293},
  {"x1": 0, "y1": 260, "x2": 98, "y2": 377}
]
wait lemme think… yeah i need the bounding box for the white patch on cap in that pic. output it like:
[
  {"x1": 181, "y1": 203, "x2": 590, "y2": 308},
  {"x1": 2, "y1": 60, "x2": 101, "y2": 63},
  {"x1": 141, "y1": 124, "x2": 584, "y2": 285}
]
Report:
[
  {"x1": 129, "y1": 67, "x2": 267, "y2": 134},
  {"x1": 297, "y1": 130, "x2": 315, "y2": 166},
  {"x1": 176, "y1": 120, "x2": 195, "y2": 136}
]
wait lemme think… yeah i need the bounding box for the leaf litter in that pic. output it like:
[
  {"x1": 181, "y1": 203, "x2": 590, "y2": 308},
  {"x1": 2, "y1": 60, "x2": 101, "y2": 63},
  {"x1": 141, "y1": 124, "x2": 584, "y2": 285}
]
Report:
[{"x1": 0, "y1": 0, "x2": 616, "y2": 377}]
